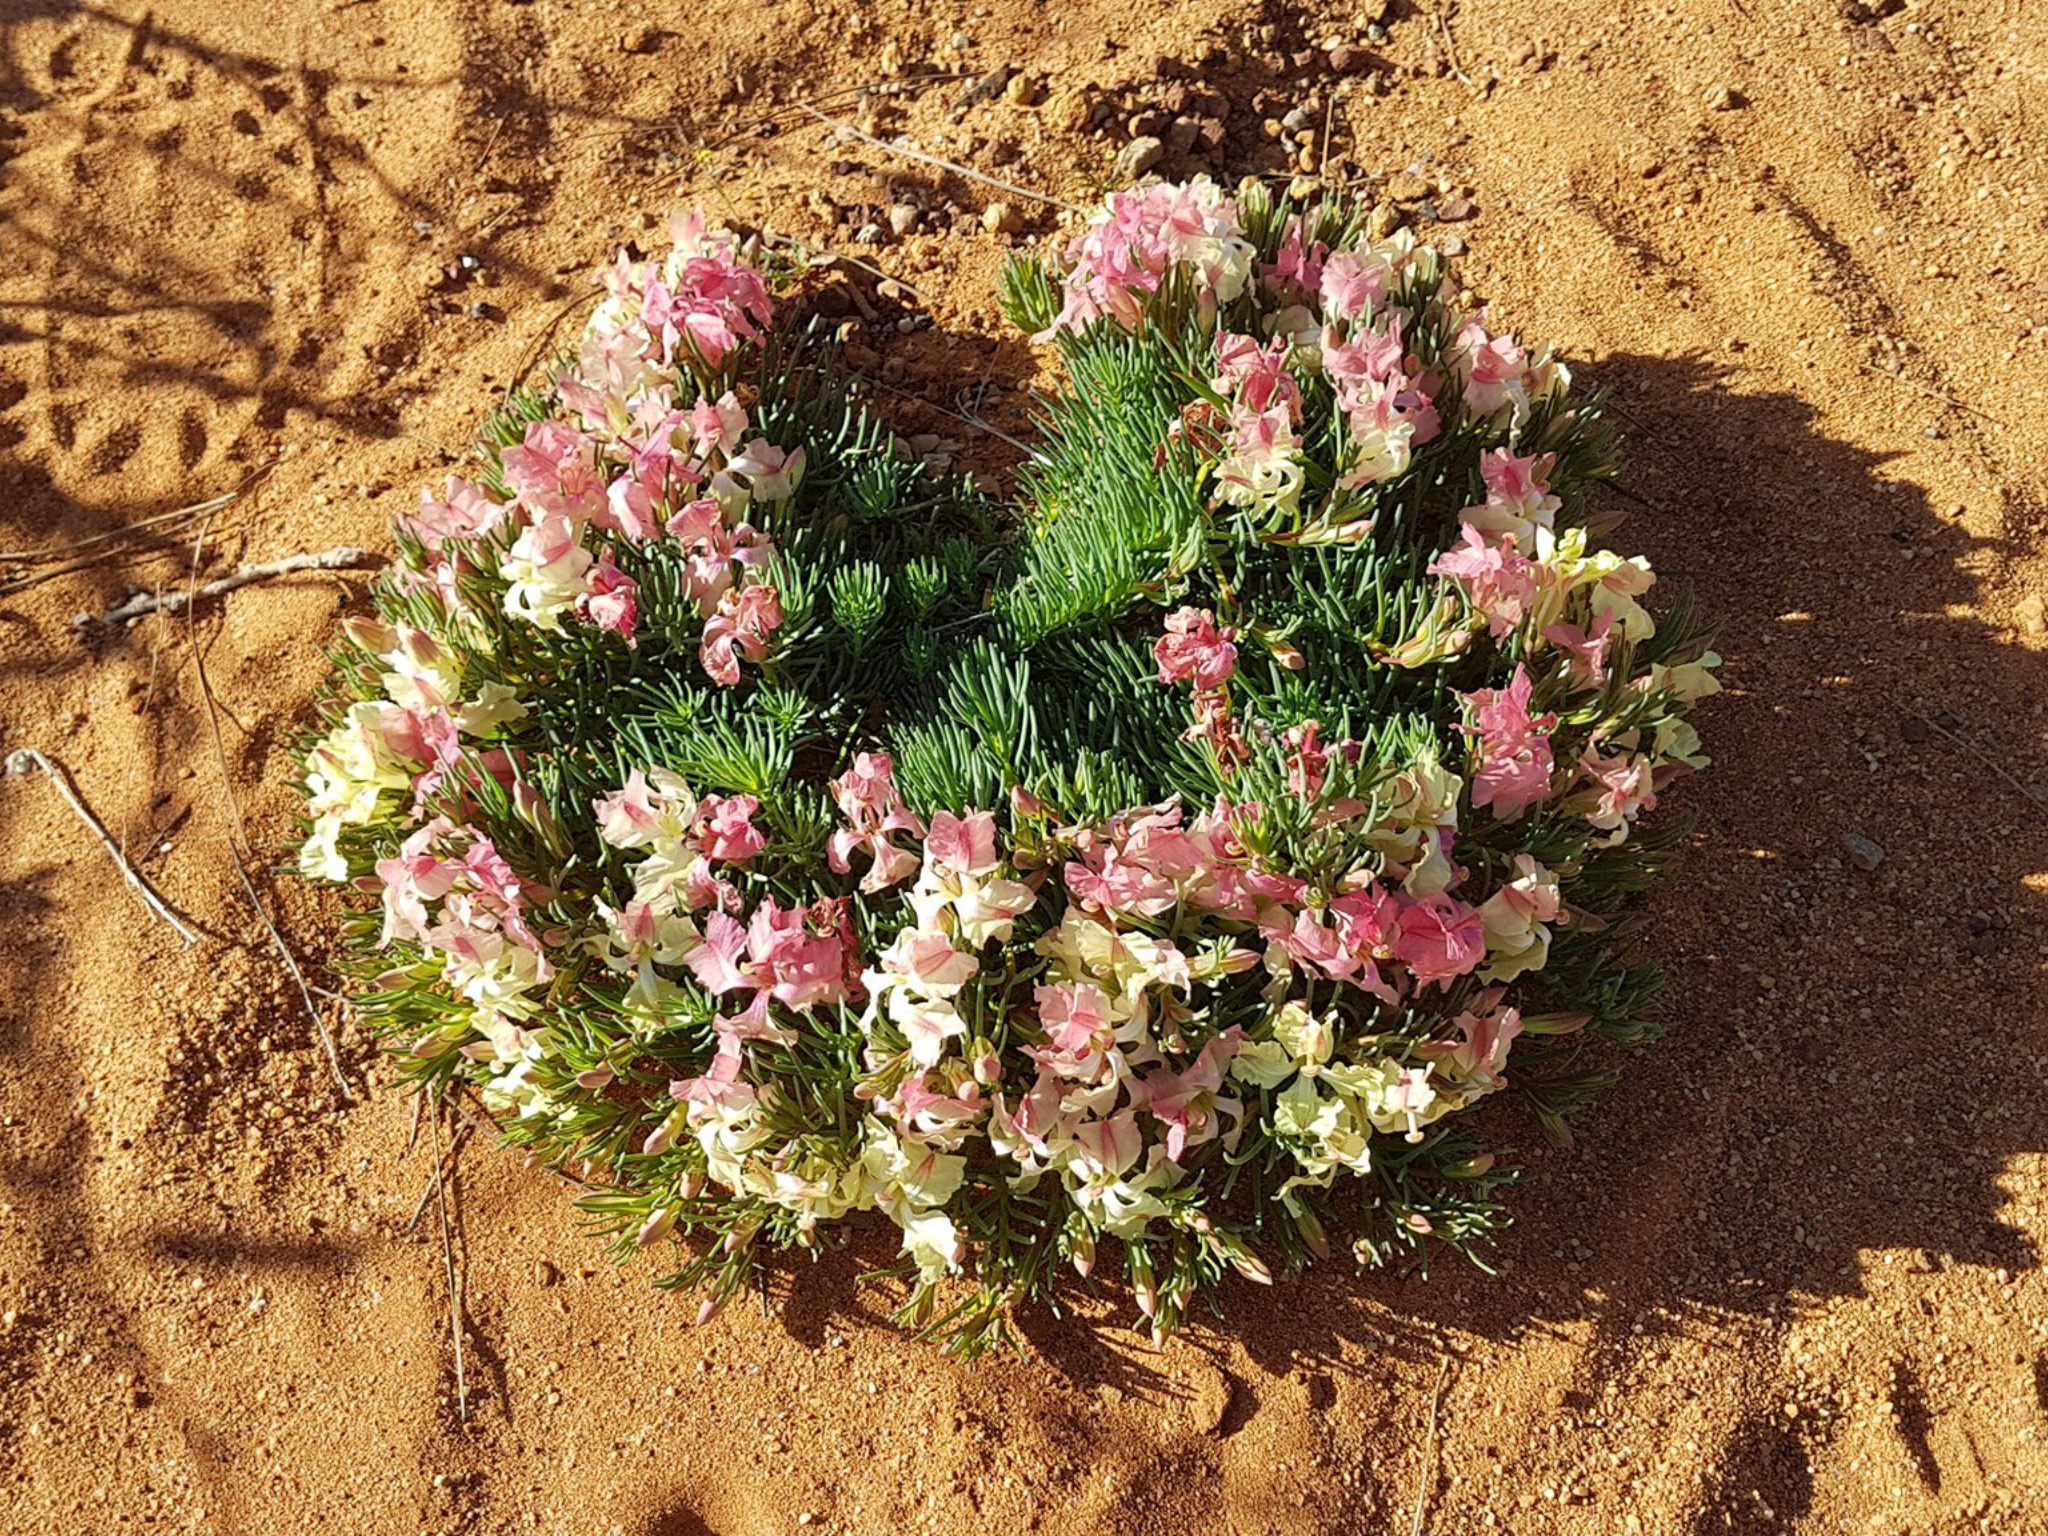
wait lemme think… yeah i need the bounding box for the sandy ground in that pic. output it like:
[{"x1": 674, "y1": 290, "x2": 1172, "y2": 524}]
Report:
[{"x1": 2, "y1": 0, "x2": 2046, "y2": 1531}]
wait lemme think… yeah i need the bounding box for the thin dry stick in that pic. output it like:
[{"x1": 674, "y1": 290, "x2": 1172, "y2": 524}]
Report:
[
  {"x1": 2, "y1": 748, "x2": 202, "y2": 944},
  {"x1": 1409, "y1": 1355, "x2": 1453, "y2": 1536},
  {"x1": 180, "y1": 511, "x2": 355, "y2": 1101},
  {"x1": 404, "y1": 1116, "x2": 476, "y2": 1236},
  {"x1": 1, "y1": 463, "x2": 274, "y2": 594},
  {"x1": 759, "y1": 229, "x2": 924, "y2": 305},
  {"x1": 430, "y1": 1099, "x2": 472, "y2": 1424},
  {"x1": 0, "y1": 502, "x2": 214, "y2": 564},
  {"x1": 88, "y1": 546, "x2": 374, "y2": 626},
  {"x1": 1893, "y1": 695, "x2": 2048, "y2": 818},
  {"x1": 698, "y1": 70, "x2": 978, "y2": 155},
  {"x1": 509, "y1": 287, "x2": 603, "y2": 394},
  {"x1": 1858, "y1": 363, "x2": 2002, "y2": 425},
  {"x1": 796, "y1": 103, "x2": 1085, "y2": 212},
  {"x1": 1431, "y1": 4, "x2": 1475, "y2": 87}
]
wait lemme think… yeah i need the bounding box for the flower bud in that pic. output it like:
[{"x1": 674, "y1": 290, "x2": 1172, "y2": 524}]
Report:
[{"x1": 636, "y1": 1207, "x2": 677, "y2": 1248}]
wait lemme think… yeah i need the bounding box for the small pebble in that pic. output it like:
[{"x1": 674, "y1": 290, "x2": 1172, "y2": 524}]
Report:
[
  {"x1": 1706, "y1": 83, "x2": 1746, "y2": 111},
  {"x1": 1113, "y1": 135, "x2": 1164, "y2": 182},
  {"x1": 982, "y1": 201, "x2": 1022, "y2": 236},
  {"x1": 1843, "y1": 833, "x2": 1886, "y2": 872},
  {"x1": 887, "y1": 203, "x2": 921, "y2": 237}
]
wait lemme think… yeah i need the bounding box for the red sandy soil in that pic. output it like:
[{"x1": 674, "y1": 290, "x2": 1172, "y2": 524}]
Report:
[{"x1": 2, "y1": 0, "x2": 2046, "y2": 1531}]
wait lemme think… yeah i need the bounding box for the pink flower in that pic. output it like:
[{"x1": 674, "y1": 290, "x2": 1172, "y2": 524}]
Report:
[
  {"x1": 1263, "y1": 217, "x2": 1327, "y2": 298},
  {"x1": 1389, "y1": 892, "x2": 1486, "y2": 987},
  {"x1": 1543, "y1": 610, "x2": 1617, "y2": 690},
  {"x1": 1321, "y1": 316, "x2": 1407, "y2": 392},
  {"x1": 827, "y1": 752, "x2": 925, "y2": 891},
  {"x1": 1578, "y1": 745, "x2": 1658, "y2": 832},
  {"x1": 926, "y1": 810, "x2": 1000, "y2": 879},
  {"x1": 1430, "y1": 1003, "x2": 1524, "y2": 1087},
  {"x1": 403, "y1": 475, "x2": 505, "y2": 549},
  {"x1": 1480, "y1": 449, "x2": 1548, "y2": 506},
  {"x1": 726, "y1": 439, "x2": 806, "y2": 502},
  {"x1": 696, "y1": 794, "x2": 765, "y2": 863},
  {"x1": 1063, "y1": 846, "x2": 1177, "y2": 918},
  {"x1": 685, "y1": 912, "x2": 751, "y2": 994},
  {"x1": 1319, "y1": 251, "x2": 1389, "y2": 321},
  {"x1": 1037, "y1": 181, "x2": 1252, "y2": 338},
  {"x1": 1283, "y1": 719, "x2": 1330, "y2": 798},
  {"x1": 1213, "y1": 332, "x2": 1302, "y2": 418},
  {"x1": 1429, "y1": 525, "x2": 1540, "y2": 639},
  {"x1": 1461, "y1": 666, "x2": 1557, "y2": 821},
  {"x1": 1132, "y1": 1031, "x2": 1242, "y2": 1161},
  {"x1": 604, "y1": 434, "x2": 695, "y2": 543},
  {"x1": 501, "y1": 420, "x2": 606, "y2": 522},
  {"x1": 593, "y1": 769, "x2": 668, "y2": 847},
  {"x1": 576, "y1": 549, "x2": 639, "y2": 646},
  {"x1": 374, "y1": 818, "x2": 460, "y2": 947},
  {"x1": 689, "y1": 391, "x2": 749, "y2": 458},
  {"x1": 1457, "y1": 319, "x2": 1528, "y2": 419},
  {"x1": 666, "y1": 498, "x2": 773, "y2": 617},
  {"x1": 1032, "y1": 983, "x2": 1118, "y2": 1077},
  {"x1": 699, "y1": 583, "x2": 783, "y2": 686},
  {"x1": 1154, "y1": 607, "x2": 1239, "y2": 689}
]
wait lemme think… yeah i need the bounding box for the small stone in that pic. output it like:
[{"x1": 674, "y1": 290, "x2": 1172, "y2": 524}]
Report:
[
  {"x1": 1327, "y1": 45, "x2": 1366, "y2": 76},
  {"x1": 1842, "y1": 834, "x2": 1886, "y2": 872},
  {"x1": 982, "y1": 201, "x2": 1022, "y2": 235},
  {"x1": 1049, "y1": 89, "x2": 1090, "y2": 133},
  {"x1": 1438, "y1": 233, "x2": 1466, "y2": 256},
  {"x1": 1436, "y1": 194, "x2": 1475, "y2": 221},
  {"x1": 1004, "y1": 73, "x2": 1041, "y2": 107},
  {"x1": 852, "y1": 222, "x2": 885, "y2": 246},
  {"x1": 954, "y1": 65, "x2": 1011, "y2": 112},
  {"x1": 1900, "y1": 716, "x2": 1930, "y2": 744},
  {"x1": 2016, "y1": 592, "x2": 2046, "y2": 634},
  {"x1": 533, "y1": 1260, "x2": 560, "y2": 1287},
  {"x1": 618, "y1": 25, "x2": 659, "y2": 54},
  {"x1": 874, "y1": 278, "x2": 910, "y2": 304},
  {"x1": 887, "y1": 203, "x2": 921, "y2": 237},
  {"x1": 1165, "y1": 116, "x2": 1200, "y2": 155},
  {"x1": 1113, "y1": 135, "x2": 1164, "y2": 182},
  {"x1": 1706, "y1": 83, "x2": 1746, "y2": 111},
  {"x1": 1281, "y1": 105, "x2": 1316, "y2": 133},
  {"x1": 1367, "y1": 201, "x2": 1401, "y2": 239},
  {"x1": 1385, "y1": 170, "x2": 1430, "y2": 203}
]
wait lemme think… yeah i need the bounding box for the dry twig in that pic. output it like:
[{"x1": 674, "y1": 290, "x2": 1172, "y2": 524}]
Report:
[
  {"x1": 1858, "y1": 363, "x2": 2002, "y2": 424},
  {"x1": 405, "y1": 1116, "x2": 477, "y2": 1235},
  {"x1": 1893, "y1": 695, "x2": 2048, "y2": 818},
  {"x1": 796, "y1": 104, "x2": 1085, "y2": 212},
  {"x1": 179, "y1": 510, "x2": 355, "y2": 1101},
  {"x1": 430, "y1": 1099, "x2": 472, "y2": 1424},
  {"x1": 1409, "y1": 1355, "x2": 1454, "y2": 1536},
  {"x1": 1, "y1": 748, "x2": 202, "y2": 945},
  {"x1": 84, "y1": 546, "x2": 374, "y2": 627}
]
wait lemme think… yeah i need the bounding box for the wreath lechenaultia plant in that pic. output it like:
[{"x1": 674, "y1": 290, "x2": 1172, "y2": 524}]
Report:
[{"x1": 296, "y1": 182, "x2": 1718, "y2": 1353}]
